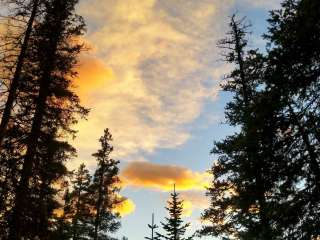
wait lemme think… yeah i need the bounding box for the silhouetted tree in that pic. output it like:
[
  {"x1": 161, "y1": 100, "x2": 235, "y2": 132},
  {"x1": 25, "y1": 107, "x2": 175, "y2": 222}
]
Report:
[
  {"x1": 68, "y1": 164, "x2": 92, "y2": 240},
  {"x1": 89, "y1": 129, "x2": 122, "y2": 240},
  {"x1": 203, "y1": 0, "x2": 320, "y2": 238},
  {"x1": 0, "y1": 0, "x2": 45, "y2": 229},
  {"x1": 157, "y1": 185, "x2": 192, "y2": 240},
  {"x1": 0, "y1": 0, "x2": 41, "y2": 148},
  {"x1": 201, "y1": 15, "x2": 282, "y2": 239},
  {"x1": 49, "y1": 182, "x2": 73, "y2": 240},
  {"x1": 145, "y1": 213, "x2": 159, "y2": 240},
  {"x1": 262, "y1": 0, "x2": 320, "y2": 238},
  {"x1": 6, "y1": 0, "x2": 88, "y2": 238}
]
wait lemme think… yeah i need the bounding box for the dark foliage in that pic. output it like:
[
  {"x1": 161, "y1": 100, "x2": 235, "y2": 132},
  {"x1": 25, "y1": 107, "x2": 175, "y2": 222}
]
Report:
[{"x1": 157, "y1": 186, "x2": 193, "y2": 240}]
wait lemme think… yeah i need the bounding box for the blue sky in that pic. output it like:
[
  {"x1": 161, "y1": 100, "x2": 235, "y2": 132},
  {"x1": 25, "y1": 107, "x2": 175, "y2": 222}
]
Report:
[{"x1": 67, "y1": 0, "x2": 282, "y2": 239}]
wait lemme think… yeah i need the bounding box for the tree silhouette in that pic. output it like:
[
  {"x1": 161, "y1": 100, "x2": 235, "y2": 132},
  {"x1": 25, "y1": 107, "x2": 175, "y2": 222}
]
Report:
[
  {"x1": 0, "y1": 0, "x2": 40, "y2": 148},
  {"x1": 89, "y1": 129, "x2": 122, "y2": 240},
  {"x1": 263, "y1": 0, "x2": 320, "y2": 237},
  {"x1": 203, "y1": 0, "x2": 320, "y2": 239},
  {"x1": 201, "y1": 15, "x2": 281, "y2": 239},
  {"x1": 145, "y1": 213, "x2": 159, "y2": 240},
  {"x1": 69, "y1": 164, "x2": 92, "y2": 240},
  {"x1": 5, "y1": 0, "x2": 88, "y2": 238},
  {"x1": 157, "y1": 185, "x2": 192, "y2": 240}
]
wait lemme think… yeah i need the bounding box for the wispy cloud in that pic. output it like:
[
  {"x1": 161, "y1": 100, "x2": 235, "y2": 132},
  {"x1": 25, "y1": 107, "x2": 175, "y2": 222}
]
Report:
[{"x1": 68, "y1": 0, "x2": 233, "y2": 168}]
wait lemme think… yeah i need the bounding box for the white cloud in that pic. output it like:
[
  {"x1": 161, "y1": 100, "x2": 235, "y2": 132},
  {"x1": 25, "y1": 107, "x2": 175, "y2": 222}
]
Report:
[{"x1": 68, "y1": 0, "x2": 234, "y2": 168}]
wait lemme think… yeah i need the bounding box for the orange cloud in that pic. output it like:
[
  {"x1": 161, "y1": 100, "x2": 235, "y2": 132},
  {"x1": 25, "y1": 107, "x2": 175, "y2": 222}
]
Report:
[
  {"x1": 53, "y1": 197, "x2": 136, "y2": 218},
  {"x1": 0, "y1": 21, "x2": 5, "y2": 34},
  {"x1": 74, "y1": 55, "x2": 114, "y2": 100},
  {"x1": 121, "y1": 161, "x2": 210, "y2": 191},
  {"x1": 114, "y1": 198, "x2": 136, "y2": 217}
]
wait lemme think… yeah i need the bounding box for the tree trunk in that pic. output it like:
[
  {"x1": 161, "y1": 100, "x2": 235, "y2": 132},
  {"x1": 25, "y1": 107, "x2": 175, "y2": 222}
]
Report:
[
  {"x1": 233, "y1": 18, "x2": 271, "y2": 238},
  {"x1": 0, "y1": 0, "x2": 39, "y2": 149},
  {"x1": 8, "y1": 1, "x2": 64, "y2": 237},
  {"x1": 93, "y1": 164, "x2": 105, "y2": 240}
]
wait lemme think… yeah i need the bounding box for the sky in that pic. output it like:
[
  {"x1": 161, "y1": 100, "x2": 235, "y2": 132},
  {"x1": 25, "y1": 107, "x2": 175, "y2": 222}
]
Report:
[{"x1": 66, "y1": 0, "x2": 282, "y2": 239}]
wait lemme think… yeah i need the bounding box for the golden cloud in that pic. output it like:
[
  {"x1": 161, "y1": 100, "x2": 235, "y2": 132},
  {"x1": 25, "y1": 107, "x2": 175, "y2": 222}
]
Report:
[
  {"x1": 0, "y1": 21, "x2": 5, "y2": 34},
  {"x1": 121, "y1": 161, "x2": 210, "y2": 191},
  {"x1": 182, "y1": 200, "x2": 193, "y2": 217},
  {"x1": 74, "y1": 55, "x2": 114, "y2": 101},
  {"x1": 53, "y1": 197, "x2": 136, "y2": 218},
  {"x1": 114, "y1": 198, "x2": 136, "y2": 217}
]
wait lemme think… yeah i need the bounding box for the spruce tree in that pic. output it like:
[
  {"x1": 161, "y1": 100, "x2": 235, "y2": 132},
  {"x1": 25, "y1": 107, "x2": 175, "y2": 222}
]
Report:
[
  {"x1": 263, "y1": 0, "x2": 320, "y2": 238},
  {"x1": 49, "y1": 183, "x2": 74, "y2": 240},
  {"x1": 0, "y1": 0, "x2": 44, "y2": 226},
  {"x1": 201, "y1": 15, "x2": 281, "y2": 239},
  {"x1": 145, "y1": 213, "x2": 159, "y2": 240},
  {"x1": 69, "y1": 164, "x2": 92, "y2": 240},
  {"x1": 6, "y1": 0, "x2": 88, "y2": 238},
  {"x1": 202, "y1": 1, "x2": 320, "y2": 239},
  {"x1": 0, "y1": 0, "x2": 41, "y2": 148},
  {"x1": 89, "y1": 129, "x2": 122, "y2": 240},
  {"x1": 156, "y1": 185, "x2": 192, "y2": 240}
]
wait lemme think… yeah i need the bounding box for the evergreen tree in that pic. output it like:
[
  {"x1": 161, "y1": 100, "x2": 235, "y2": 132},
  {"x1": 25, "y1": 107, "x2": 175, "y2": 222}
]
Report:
[
  {"x1": 0, "y1": 0, "x2": 45, "y2": 228},
  {"x1": 156, "y1": 185, "x2": 192, "y2": 240},
  {"x1": 0, "y1": 0, "x2": 41, "y2": 148},
  {"x1": 68, "y1": 164, "x2": 92, "y2": 240},
  {"x1": 89, "y1": 129, "x2": 122, "y2": 240},
  {"x1": 262, "y1": 0, "x2": 320, "y2": 238},
  {"x1": 5, "y1": 0, "x2": 88, "y2": 238},
  {"x1": 200, "y1": 15, "x2": 282, "y2": 239},
  {"x1": 145, "y1": 213, "x2": 159, "y2": 240},
  {"x1": 49, "y1": 182, "x2": 73, "y2": 240},
  {"x1": 202, "y1": 1, "x2": 320, "y2": 239}
]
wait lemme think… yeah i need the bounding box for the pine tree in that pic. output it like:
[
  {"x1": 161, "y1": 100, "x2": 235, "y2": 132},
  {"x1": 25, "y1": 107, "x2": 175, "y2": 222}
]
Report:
[
  {"x1": 68, "y1": 164, "x2": 92, "y2": 240},
  {"x1": 145, "y1": 213, "x2": 159, "y2": 240},
  {"x1": 263, "y1": 0, "x2": 320, "y2": 238},
  {"x1": 89, "y1": 129, "x2": 122, "y2": 240},
  {"x1": 200, "y1": 15, "x2": 282, "y2": 239},
  {"x1": 49, "y1": 183, "x2": 73, "y2": 240},
  {"x1": 202, "y1": 1, "x2": 320, "y2": 239},
  {"x1": 0, "y1": 0, "x2": 41, "y2": 148},
  {"x1": 156, "y1": 185, "x2": 192, "y2": 240},
  {"x1": 6, "y1": 0, "x2": 88, "y2": 238},
  {"x1": 0, "y1": 0, "x2": 45, "y2": 227}
]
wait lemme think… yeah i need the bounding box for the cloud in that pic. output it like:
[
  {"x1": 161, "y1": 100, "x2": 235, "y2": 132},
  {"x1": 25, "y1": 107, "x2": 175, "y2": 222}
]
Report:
[
  {"x1": 181, "y1": 200, "x2": 193, "y2": 217},
  {"x1": 52, "y1": 198, "x2": 136, "y2": 218},
  {"x1": 121, "y1": 161, "x2": 210, "y2": 191},
  {"x1": 69, "y1": 0, "x2": 233, "y2": 167},
  {"x1": 115, "y1": 198, "x2": 136, "y2": 217},
  {"x1": 74, "y1": 55, "x2": 115, "y2": 101},
  {"x1": 0, "y1": 21, "x2": 5, "y2": 34},
  {"x1": 119, "y1": 160, "x2": 211, "y2": 216},
  {"x1": 241, "y1": 0, "x2": 281, "y2": 9}
]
